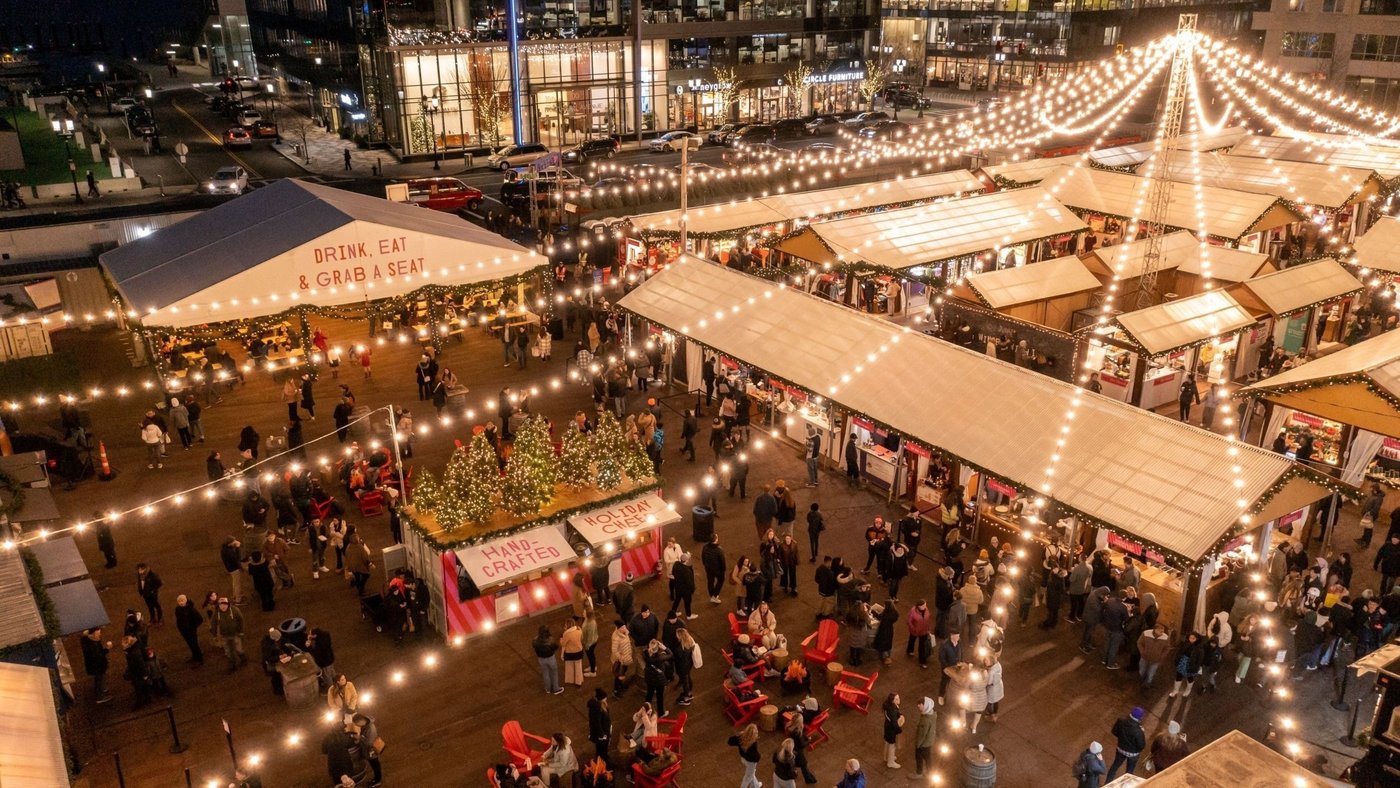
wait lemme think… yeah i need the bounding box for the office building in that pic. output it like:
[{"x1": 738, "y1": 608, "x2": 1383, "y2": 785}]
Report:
[{"x1": 1252, "y1": 0, "x2": 1400, "y2": 111}]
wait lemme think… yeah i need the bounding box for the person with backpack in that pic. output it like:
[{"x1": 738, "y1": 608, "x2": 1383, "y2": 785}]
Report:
[{"x1": 1073, "y1": 741, "x2": 1106, "y2": 788}]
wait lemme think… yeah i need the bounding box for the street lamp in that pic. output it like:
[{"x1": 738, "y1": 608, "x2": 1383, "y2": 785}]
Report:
[
  {"x1": 50, "y1": 117, "x2": 82, "y2": 204},
  {"x1": 266, "y1": 82, "x2": 281, "y2": 141},
  {"x1": 424, "y1": 96, "x2": 441, "y2": 170}
]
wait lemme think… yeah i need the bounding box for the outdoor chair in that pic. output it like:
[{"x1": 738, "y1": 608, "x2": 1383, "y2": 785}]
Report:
[{"x1": 832, "y1": 669, "x2": 879, "y2": 714}]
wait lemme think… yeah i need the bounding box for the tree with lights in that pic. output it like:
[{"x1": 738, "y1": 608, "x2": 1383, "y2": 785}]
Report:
[
  {"x1": 622, "y1": 433, "x2": 656, "y2": 484},
  {"x1": 859, "y1": 68, "x2": 886, "y2": 111},
  {"x1": 411, "y1": 469, "x2": 441, "y2": 513},
  {"x1": 712, "y1": 65, "x2": 741, "y2": 123},
  {"x1": 558, "y1": 422, "x2": 594, "y2": 489},
  {"x1": 783, "y1": 63, "x2": 812, "y2": 118},
  {"x1": 593, "y1": 411, "x2": 627, "y2": 491},
  {"x1": 472, "y1": 87, "x2": 506, "y2": 150},
  {"x1": 502, "y1": 415, "x2": 557, "y2": 516},
  {"x1": 460, "y1": 433, "x2": 501, "y2": 523}
]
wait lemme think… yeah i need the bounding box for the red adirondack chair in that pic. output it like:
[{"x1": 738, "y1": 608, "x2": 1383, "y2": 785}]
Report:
[
  {"x1": 782, "y1": 708, "x2": 832, "y2": 749},
  {"x1": 356, "y1": 489, "x2": 386, "y2": 517},
  {"x1": 647, "y1": 712, "x2": 688, "y2": 753},
  {"x1": 833, "y1": 669, "x2": 879, "y2": 714},
  {"x1": 500, "y1": 720, "x2": 550, "y2": 768},
  {"x1": 632, "y1": 757, "x2": 682, "y2": 787},
  {"x1": 724, "y1": 679, "x2": 768, "y2": 727},
  {"x1": 727, "y1": 612, "x2": 744, "y2": 638},
  {"x1": 801, "y1": 619, "x2": 840, "y2": 668},
  {"x1": 722, "y1": 648, "x2": 766, "y2": 684}
]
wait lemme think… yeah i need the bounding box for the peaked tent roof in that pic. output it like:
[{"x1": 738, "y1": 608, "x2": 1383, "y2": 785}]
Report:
[
  {"x1": 1233, "y1": 258, "x2": 1362, "y2": 318},
  {"x1": 770, "y1": 187, "x2": 1086, "y2": 272},
  {"x1": 100, "y1": 179, "x2": 545, "y2": 328},
  {"x1": 965, "y1": 255, "x2": 1102, "y2": 309},
  {"x1": 982, "y1": 155, "x2": 1078, "y2": 186},
  {"x1": 1144, "y1": 150, "x2": 1383, "y2": 210},
  {"x1": 1110, "y1": 290, "x2": 1257, "y2": 357},
  {"x1": 1085, "y1": 231, "x2": 1271, "y2": 284},
  {"x1": 1229, "y1": 133, "x2": 1400, "y2": 180},
  {"x1": 619, "y1": 256, "x2": 1329, "y2": 563},
  {"x1": 1350, "y1": 215, "x2": 1400, "y2": 274},
  {"x1": 1238, "y1": 328, "x2": 1400, "y2": 437},
  {"x1": 0, "y1": 663, "x2": 69, "y2": 788},
  {"x1": 1087, "y1": 126, "x2": 1249, "y2": 169}
]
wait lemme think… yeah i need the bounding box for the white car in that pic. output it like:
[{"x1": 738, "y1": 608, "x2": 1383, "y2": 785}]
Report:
[
  {"x1": 486, "y1": 143, "x2": 550, "y2": 171},
  {"x1": 206, "y1": 166, "x2": 249, "y2": 195},
  {"x1": 647, "y1": 131, "x2": 702, "y2": 153},
  {"x1": 112, "y1": 96, "x2": 139, "y2": 114},
  {"x1": 237, "y1": 109, "x2": 263, "y2": 127},
  {"x1": 235, "y1": 76, "x2": 260, "y2": 91}
]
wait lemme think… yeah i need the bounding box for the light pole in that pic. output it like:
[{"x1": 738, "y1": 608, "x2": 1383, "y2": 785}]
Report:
[
  {"x1": 424, "y1": 96, "x2": 441, "y2": 170},
  {"x1": 266, "y1": 82, "x2": 281, "y2": 140},
  {"x1": 51, "y1": 117, "x2": 82, "y2": 204}
]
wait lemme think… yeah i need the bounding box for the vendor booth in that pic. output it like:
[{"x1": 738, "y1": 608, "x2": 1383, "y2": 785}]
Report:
[
  {"x1": 770, "y1": 187, "x2": 1088, "y2": 296},
  {"x1": 619, "y1": 256, "x2": 1339, "y2": 632},
  {"x1": 1231, "y1": 131, "x2": 1400, "y2": 187},
  {"x1": 0, "y1": 663, "x2": 70, "y2": 788},
  {"x1": 1082, "y1": 230, "x2": 1275, "y2": 304},
  {"x1": 402, "y1": 483, "x2": 678, "y2": 637},
  {"x1": 1139, "y1": 730, "x2": 1333, "y2": 786},
  {"x1": 1079, "y1": 289, "x2": 1258, "y2": 409},
  {"x1": 1086, "y1": 126, "x2": 1248, "y2": 170},
  {"x1": 954, "y1": 254, "x2": 1101, "y2": 332},
  {"x1": 1044, "y1": 165, "x2": 1304, "y2": 251},
  {"x1": 1350, "y1": 215, "x2": 1400, "y2": 278},
  {"x1": 1230, "y1": 257, "x2": 1364, "y2": 371}
]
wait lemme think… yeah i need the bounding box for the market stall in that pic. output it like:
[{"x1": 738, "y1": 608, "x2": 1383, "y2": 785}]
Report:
[
  {"x1": 953, "y1": 254, "x2": 1101, "y2": 332},
  {"x1": 1087, "y1": 126, "x2": 1248, "y2": 170},
  {"x1": 1350, "y1": 215, "x2": 1400, "y2": 279},
  {"x1": 619, "y1": 256, "x2": 1339, "y2": 631},
  {"x1": 1231, "y1": 131, "x2": 1400, "y2": 187},
  {"x1": 1081, "y1": 231, "x2": 1276, "y2": 310},
  {"x1": 1139, "y1": 730, "x2": 1332, "y2": 786},
  {"x1": 0, "y1": 663, "x2": 69, "y2": 788},
  {"x1": 770, "y1": 187, "x2": 1088, "y2": 289},
  {"x1": 1230, "y1": 257, "x2": 1364, "y2": 370},
  {"x1": 1079, "y1": 289, "x2": 1258, "y2": 408}
]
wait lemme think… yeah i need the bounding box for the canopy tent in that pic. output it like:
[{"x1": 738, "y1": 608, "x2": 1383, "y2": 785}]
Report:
[
  {"x1": 1140, "y1": 730, "x2": 1334, "y2": 787},
  {"x1": 27, "y1": 537, "x2": 107, "y2": 636},
  {"x1": 566, "y1": 491, "x2": 682, "y2": 548},
  {"x1": 1109, "y1": 290, "x2": 1257, "y2": 357},
  {"x1": 963, "y1": 254, "x2": 1101, "y2": 308},
  {"x1": 1229, "y1": 132, "x2": 1400, "y2": 180},
  {"x1": 770, "y1": 187, "x2": 1086, "y2": 272},
  {"x1": 1238, "y1": 328, "x2": 1400, "y2": 438},
  {"x1": 1045, "y1": 165, "x2": 1301, "y2": 243},
  {"x1": 0, "y1": 550, "x2": 44, "y2": 651},
  {"x1": 1087, "y1": 126, "x2": 1249, "y2": 169},
  {"x1": 99, "y1": 179, "x2": 545, "y2": 328},
  {"x1": 629, "y1": 170, "x2": 986, "y2": 237},
  {"x1": 1142, "y1": 150, "x2": 1384, "y2": 211},
  {"x1": 1350, "y1": 215, "x2": 1400, "y2": 274},
  {"x1": 1231, "y1": 258, "x2": 1362, "y2": 319},
  {"x1": 619, "y1": 255, "x2": 1331, "y2": 564},
  {"x1": 0, "y1": 663, "x2": 69, "y2": 788},
  {"x1": 982, "y1": 155, "x2": 1077, "y2": 186}
]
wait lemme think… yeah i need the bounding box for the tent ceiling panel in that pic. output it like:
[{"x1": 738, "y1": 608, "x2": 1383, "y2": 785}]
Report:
[
  {"x1": 100, "y1": 179, "x2": 544, "y2": 328},
  {"x1": 1113, "y1": 290, "x2": 1257, "y2": 356},
  {"x1": 1235, "y1": 257, "x2": 1362, "y2": 317},
  {"x1": 620, "y1": 256, "x2": 1311, "y2": 563},
  {"x1": 0, "y1": 663, "x2": 69, "y2": 788},
  {"x1": 965, "y1": 254, "x2": 1102, "y2": 308},
  {"x1": 1229, "y1": 133, "x2": 1400, "y2": 180},
  {"x1": 779, "y1": 187, "x2": 1086, "y2": 270},
  {"x1": 1351, "y1": 215, "x2": 1400, "y2": 274}
]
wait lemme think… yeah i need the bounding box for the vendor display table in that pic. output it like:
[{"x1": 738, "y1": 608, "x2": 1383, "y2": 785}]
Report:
[
  {"x1": 1140, "y1": 365, "x2": 1183, "y2": 410},
  {"x1": 858, "y1": 444, "x2": 898, "y2": 490}
]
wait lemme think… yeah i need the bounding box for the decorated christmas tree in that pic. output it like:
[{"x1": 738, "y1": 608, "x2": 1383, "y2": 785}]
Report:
[
  {"x1": 430, "y1": 445, "x2": 475, "y2": 530},
  {"x1": 461, "y1": 433, "x2": 501, "y2": 523},
  {"x1": 412, "y1": 469, "x2": 441, "y2": 512},
  {"x1": 502, "y1": 416, "x2": 557, "y2": 516},
  {"x1": 622, "y1": 433, "x2": 655, "y2": 483},
  {"x1": 593, "y1": 411, "x2": 626, "y2": 491},
  {"x1": 558, "y1": 421, "x2": 594, "y2": 489}
]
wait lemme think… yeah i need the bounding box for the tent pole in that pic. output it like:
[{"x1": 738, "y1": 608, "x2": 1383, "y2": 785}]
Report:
[{"x1": 387, "y1": 403, "x2": 409, "y2": 506}]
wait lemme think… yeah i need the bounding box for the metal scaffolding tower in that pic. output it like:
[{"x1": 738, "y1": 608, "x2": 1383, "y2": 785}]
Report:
[{"x1": 1136, "y1": 13, "x2": 1196, "y2": 310}]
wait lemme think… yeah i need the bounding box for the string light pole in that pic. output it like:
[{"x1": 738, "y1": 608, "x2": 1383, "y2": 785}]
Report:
[{"x1": 1136, "y1": 13, "x2": 1194, "y2": 310}]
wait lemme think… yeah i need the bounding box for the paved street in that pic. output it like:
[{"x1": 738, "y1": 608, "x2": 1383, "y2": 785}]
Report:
[{"x1": 19, "y1": 284, "x2": 1372, "y2": 788}]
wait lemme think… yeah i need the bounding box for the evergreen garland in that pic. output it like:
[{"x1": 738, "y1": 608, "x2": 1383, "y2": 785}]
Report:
[
  {"x1": 593, "y1": 411, "x2": 626, "y2": 491},
  {"x1": 462, "y1": 433, "x2": 501, "y2": 523},
  {"x1": 502, "y1": 415, "x2": 557, "y2": 516},
  {"x1": 558, "y1": 421, "x2": 594, "y2": 488}
]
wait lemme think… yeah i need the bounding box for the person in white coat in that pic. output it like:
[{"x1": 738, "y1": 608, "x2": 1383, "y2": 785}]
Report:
[
  {"x1": 662, "y1": 537, "x2": 684, "y2": 599},
  {"x1": 959, "y1": 663, "x2": 989, "y2": 734},
  {"x1": 983, "y1": 658, "x2": 1005, "y2": 724}
]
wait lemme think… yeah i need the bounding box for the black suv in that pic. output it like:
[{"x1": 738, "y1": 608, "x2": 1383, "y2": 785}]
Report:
[
  {"x1": 734, "y1": 124, "x2": 775, "y2": 145},
  {"x1": 127, "y1": 108, "x2": 158, "y2": 137},
  {"x1": 562, "y1": 137, "x2": 620, "y2": 163},
  {"x1": 772, "y1": 118, "x2": 809, "y2": 140}
]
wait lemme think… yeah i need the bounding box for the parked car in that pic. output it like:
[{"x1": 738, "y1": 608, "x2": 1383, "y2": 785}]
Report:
[
  {"x1": 500, "y1": 177, "x2": 575, "y2": 211},
  {"x1": 237, "y1": 109, "x2": 263, "y2": 127},
  {"x1": 405, "y1": 176, "x2": 484, "y2": 214},
  {"x1": 647, "y1": 131, "x2": 702, "y2": 152},
  {"x1": 723, "y1": 142, "x2": 783, "y2": 166},
  {"x1": 250, "y1": 120, "x2": 279, "y2": 139},
  {"x1": 206, "y1": 166, "x2": 249, "y2": 194},
  {"x1": 882, "y1": 84, "x2": 919, "y2": 103},
  {"x1": 127, "y1": 109, "x2": 158, "y2": 137},
  {"x1": 708, "y1": 123, "x2": 740, "y2": 145},
  {"x1": 234, "y1": 75, "x2": 261, "y2": 91},
  {"x1": 206, "y1": 94, "x2": 231, "y2": 113},
  {"x1": 223, "y1": 127, "x2": 253, "y2": 148},
  {"x1": 562, "y1": 137, "x2": 620, "y2": 164},
  {"x1": 859, "y1": 119, "x2": 911, "y2": 140},
  {"x1": 589, "y1": 175, "x2": 637, "y2": 191},
  {"x1": 672, "y1": 162, "x2": 720, "y2": 175},
  {"x1": 733, "y1": 124, "x2": 775, "y2": 145},
  {"x1": 842, "y1": 111, "x2": 889, "y2": 128},
  {"x1": 111, "y1": 96, "x2": 139, "y2": 115},
  {"x1": 801, "y1": 142, "x2": 843, "y2": 156},
  {"x1": 487, "y1": 142, "x2": 550, "y2": 170},
  {"x1": 976, "y1": 97, "x2": 1004, "y2": 112},
  {"x1": 805, "y1": 115, "x2": 843, "y2": 136},
  {"x1": 772, "y1": 118, "x2": 810, "y2": 140}
]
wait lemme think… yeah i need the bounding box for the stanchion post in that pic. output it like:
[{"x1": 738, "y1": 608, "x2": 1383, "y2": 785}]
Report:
[
  {"x1": 114, "y1": 753, "x2": 126, "y2": 788},
  {"x1": 167, "y1": 706, "x2": 188, "y2": 753},
  {"x1": 1331, "y1": 663, "x2": 1350, "y2": 711}
]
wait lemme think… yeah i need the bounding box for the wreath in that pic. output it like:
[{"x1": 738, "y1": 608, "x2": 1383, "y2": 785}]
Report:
[{"x1": 0, "y1": 469, "x2": 24, "y2": 520}]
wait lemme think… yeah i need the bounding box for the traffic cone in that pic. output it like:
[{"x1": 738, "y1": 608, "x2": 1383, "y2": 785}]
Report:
[{"x1": 97, "y1": 440, "x2": 115, "y2": 481}]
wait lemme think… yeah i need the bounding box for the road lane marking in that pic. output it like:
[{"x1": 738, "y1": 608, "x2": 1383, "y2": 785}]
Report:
[{"x1": 171, "y1": 101, "x2": 261, "y2": 179}]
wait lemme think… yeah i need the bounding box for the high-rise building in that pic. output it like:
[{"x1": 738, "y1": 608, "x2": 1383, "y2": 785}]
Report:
[
  {"x1": 879, "y1": 0, "x2": 1253, "y2": 94},
  {"x1": 248, "y1": 0, "x2": 877, "y2": 157},
  {"x1": 1252, "y1": 0, "x2": 1400, "y2": 112}
]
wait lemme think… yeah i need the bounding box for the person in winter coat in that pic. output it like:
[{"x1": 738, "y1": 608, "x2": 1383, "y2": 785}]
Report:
[
  {"x1": 913, "y1": 696, "x2": 937, "y2": 777},
  {"x1": 1079, "y1": 586, "x2": 1111, "y2": 652},
  {"x1": 1374, "y1": 536, "x2": 1400, "y2": 595},
  {"x1": 1106, "y1": 707, "x2": 1147, "y2": 780},
  {"x1": 587, "y1": 689, "x2": 611, "y2": 764},
  {"x1": 729, "y1": 723, "x2": 762, "y2": 788},
  {"x1": 670, "y1": 553, "x2": 698, "y2": 618},
  {"x1": 701, "y1": 534, "x2": 727, "y2": 604},
  {"x1": 1149, "y1": 721, "x2": 1190, "y2": 771},
  {"x1": 937, "y1": 631, "x2": 961, "y2": 704},
  {"x1": 1067, "y1": 558, "x2": 1092, "y2": 621},
  {"x1": 140, "y1": 419, "x2": 164, "y2": 469},
  {"x1": 961, "y1": 662, "x2": 989, "y2": 734},
  {"x1": 1042, "y1": 566, "x2": 1068, "y2": 629},
  {"x1": 836, "y1": 759, "x2": 866, "y2": 788},
  {"x1": 1137, "y1": 624, "x2": 1172, "y2": 688},
  {"x1": 643, "y1": 640, "x2": 673, "y2": 717},
  {"x1": 246, "y1": 551, "x2": 276, "y2": 611},
  {"x1": 873, "y1": 602, "x2": 898, "y2": 664},
  {"x1": 81, "y1": 627, "x2": 113, "y2": 702},
  {"x1": 778, "y1": 534, "x2": 800, "y2": 595},
  {"x1": 561, "y1": 618, "x2": 586, "y2": 687},
  {"x1": 344, "y1": 534, "x2": 374, "y2": 595},
  {"x1": 1100, "y1": 591, "x2": 1129, "y2": 668},
  {"x1": 122, "y1": 635, "x2": 153, "y2": 708},
  {"x1": 532, "y1": 625, "x2": 562, "y2": 695},
  {"x1": 888, "y1": 544, "x2": 910, "y2": 601},
  {"x1": 845, "y1": 602, "x2": 871, "y2": 667},
  {"x1": 168, "y1": 398, "x2": 193, "y2": 448},
  {"x1": 783, "y1": 708, "x2": 818, "y2": 784},
  {"x1": 1169, "y1": 632, "x2": 1206, "y2": 697},
  {"x1": 882, "y1": 692, "x2": 904, "y2": 768},
  {"x1": 807, "y1": 503, "x2": 825, "y2": 562},
  {"x1": 1074, "y1": 742, "x2": 1107, "y2": 788},
  {"x1": 610, "y1": 620, "x2": 634, "y2": 697},
  {"x1": 173, "y1": 594, "x2": 204, "y2": 664},
  {"x1": 136, "y1": 563, "x2": 164, "y2": 624},
  {"x1": 906, "y1": 600, "x2": 933, "y2": 667},
  {"x1": 983, "y1": 657, "x2": 1005, "y2": 723},
  {"x1": 209, "y1": 597, "x2": 245, "y2": 670}
]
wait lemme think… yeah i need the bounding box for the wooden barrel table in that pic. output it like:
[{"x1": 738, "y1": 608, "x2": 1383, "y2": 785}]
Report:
[
  {"x1": 767, "y1": 648, "x2": 789, "y2": 671},
  {"x1": 825, "y1": 661, "x2": 844, "y2": 687},
  {"x1": 962, "y1": 745, "x2": 996, "y2": 787},
  {"x1": 759, "y1": 704, "x2": 780, "y2": 732}
]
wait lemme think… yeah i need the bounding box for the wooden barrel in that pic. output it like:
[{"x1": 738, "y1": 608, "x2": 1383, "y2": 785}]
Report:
[
  {"x1": 759, "y1": 704, "x2": 780, "y2": 732},
  {"x1": 825, "y1": 661, "x2": 844, "y2": 687},
  {"x1": 962, "y1": 745, "x2": 996, "y2": 788},
  {"x1": 767, "y1": 648, "x2": 789, "y2": 671}
]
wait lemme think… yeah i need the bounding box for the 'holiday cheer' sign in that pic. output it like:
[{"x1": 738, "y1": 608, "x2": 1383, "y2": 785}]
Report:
[{"x1": 568, "y1": 492, "x2": 681, "y2": 547}]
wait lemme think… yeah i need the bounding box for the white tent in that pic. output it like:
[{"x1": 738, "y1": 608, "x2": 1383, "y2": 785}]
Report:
[
  {"x1": 1143, "y1": 150, "x2": 1383, "y2": 210},
  {"x1": 982, "y1": 155, "x2": 1077, "y2": 186},
  {"x1": 1351, "y1": 215, "x2": 1400, "y2": 274},
  {"x1": 1088, "y1": 126, "x2": 1249, "y2": 169},
  {"x1": 1229, "y1": 133, "x2": 1400, "y2": 180},
  {"x1": 619, "y1": 256, "x2": 1328, "y2": 562},
  {"x1": 1234, "y1": 258, "x2": 1362, "y2": 318},
  {"x1": 772, "y1": 187, "x2": 1086, "y2": 271},
  {"x1": 0, "y1": 663, "x2": 68, "y2": 787},
  {"x1": 965, "y1": 254, "x2": 1101, "y2": 309},
  {"x1": 628, "y1": 169, "x2": 986, "y2": 237},
  {"x1": 1112, "y1": 290, "x2": 1257, "y2": 357},
  {"x1": 100, "y1": 179, "x2": 545, "y2": 328}
]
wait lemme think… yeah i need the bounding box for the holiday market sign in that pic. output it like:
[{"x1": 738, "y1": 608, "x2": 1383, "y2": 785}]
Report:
[
  {"x1": 454, "y1": 525, "x2": 575, "y2": 587},
  {"x1": 303, "y1": 233, "x2": 425, "y2": 290},
  {"x1": 567, "y1": 492, "x2": 681, "y2": 547}
]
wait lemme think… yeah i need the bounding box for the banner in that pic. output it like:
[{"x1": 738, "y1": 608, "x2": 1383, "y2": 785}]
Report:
[
  {"x1": 454, "y1": 525, "x2": 575, "y2": 587},
  {"x1": 568, "y1": 492, "x2": 681, "y2": 547}
]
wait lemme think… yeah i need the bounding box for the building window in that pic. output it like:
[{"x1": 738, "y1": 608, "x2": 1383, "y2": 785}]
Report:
[
  {"x1": 1322, "y1": 0, "x2": 1344, "y2": 10},
  {"x1": 1345, "y1": 75, "x2": 1400, "y2": 110},
  {"x1": 1360, "y1": 0, "x2": 1400, "y2": 13},
  {"x1": 1353, "y1": 34, "x2": 1400, "y2": 61},
  {"x1": 1280, "y1": 32, "x2": 1335, "y2": 58}
]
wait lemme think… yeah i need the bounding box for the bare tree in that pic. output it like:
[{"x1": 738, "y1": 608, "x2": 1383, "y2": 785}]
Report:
[
  {"x1": 472, "y1": 87, "x2": 506, "y2": 150},
  {"x1": 783, "y1": 62, "x2": 813, "y2": 118},
  {"x1": 712, "y1": 65, "x2": 741, "y2": 123}
]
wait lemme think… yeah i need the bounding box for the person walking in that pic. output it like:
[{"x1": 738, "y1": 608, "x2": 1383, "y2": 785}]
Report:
[
  {"x1": 728, "y1": 723, "x2": 762, "y2": 788},
  {"x1": 752, "y1": 485, "x2": 777, "y2": 542},
  {"x1": 220, "y1": 537, "x2": 246, "y2": 603},
  {"x1": 643, "y1": 640, "x2": 673, "y2": 717},
  {"x1": 675, "y1": 627, "x2": 699, "y2": 706},
  {"x1": 1074, "y1": 742, "x2": 1107, "y2": 788},
  {"x1": 1169, "y1": 632, "x2": 1205, "y2": 698},
  {"x1": 1105, "y1": 707, "x2": 1147, "y2": 781},
  {"x1": 670, "y1": 553, "x2": 697, "y2": 618},
  {"x1": 246, "y1": 551, "x2": 276, "y2": 612},
  {"x1": 343, "y1": 149, "x2": 352, "y2": 171},
  {"x1": 1374, "y1": 535, "x2": 1400, "y2": 595},
  {"x1": 352, "y1": 714, "x2": 384, "y2": 787},
  {"x1": 95, "y1": 516, "x2": 118, "y2": 568},
  {"x1": 906, "y1": 599, "x2": 933, "y2": 667},
  {"x1": 209, "y1": 596, "x2": 246, "y2": 672},
  {"x1": 81, "y1": 627, "x2": 113, "y2": 703},
  {"x1": 913, "y1": 696, "x2": 937, "y2": 777},
  {"x1": 680, "y1": 409, "x2": 697, "y2": 462},
  {"x1": 1101, "y1": 591, "x2": 1129, "y2": 668},
  {"x1": 882, "y1": 692, "x2": 904, "y2": 769},
  {"x1": 806, "y1": 503, "x2": 824, "y2": 562},
  {"x1": 587, "y1": 688, "x2": 612, "y2": 764},
  {"x1": 140, "y1": 418, "x2": 164, "y2": 469},
  {"x1": 533, "y1": 625, "x2": 563, "y2": 695},
  {"x1": 300, "y1": 374, "x2": 316, "y2": 420},
  {"x1": 135, "y1": 562, "x2": 164, "y2": 624},
  {"x1": 168, "y1": 397, "x2": 192, "y2": 449},
  {"x1": 184, "y1": 394, "x2": 205, "y2": 443},
  {"x1": 173, "y1": 594, "x2": 204, "y2": 665},
  {"x1": 1137, "y1": 624, "x2": 1171, "y2": 688},
  {"x1": 772, "y1": 738, "x2": 800, "y2": 788},
  {"x1": 345, "y1": 533, "x2": 374, "y2": 595},
  {"x1": 86, "y1": 170, "x2": 99, "y2": 198},
  {"x1": 701, "y1": 534, "x2": 726, "y2": 604}
]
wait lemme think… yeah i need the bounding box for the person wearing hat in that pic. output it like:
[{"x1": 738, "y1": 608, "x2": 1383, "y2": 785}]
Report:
[
  {"x1": 1149, "y1": 721, "x2": 1190, "y2": 771},
  {"x1": 1073, "y1": 741, "x2": 1106, "y2": 788},
  {"x1": 913, "y1": 696, "x2": 937, "y2": 777},
  {"x1": 1106, "y1": 707, "x2": 1147, "y2": 780},
  {"x1": 670, "y1": 553, "x2": 698, "y2": 619},
  {"x1": 261, "y1": 628, "x2": 292, "y2": 696}
]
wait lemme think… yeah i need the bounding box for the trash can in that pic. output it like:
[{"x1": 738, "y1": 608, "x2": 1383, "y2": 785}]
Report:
[
  {"x1": 278, "y1": 652, "x2": 321, "y2": 707},
  {"x1": 962, "y1": 744, "x2": 996, "y2": 787},
  {"x1": 692, "y1": 506, "x2": 715, "y2": 542},
  {"x1": 279, "y1": 616, "x2": 308, "y2": 651}
]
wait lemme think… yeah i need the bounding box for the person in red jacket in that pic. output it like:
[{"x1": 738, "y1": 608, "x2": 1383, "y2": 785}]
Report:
[{"x1": 905, "y1": 599, "x2": 932, "y2": 667}]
